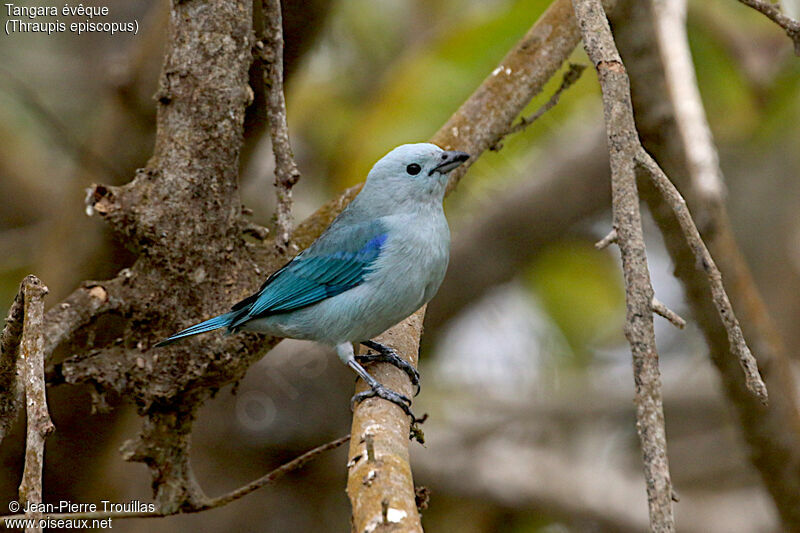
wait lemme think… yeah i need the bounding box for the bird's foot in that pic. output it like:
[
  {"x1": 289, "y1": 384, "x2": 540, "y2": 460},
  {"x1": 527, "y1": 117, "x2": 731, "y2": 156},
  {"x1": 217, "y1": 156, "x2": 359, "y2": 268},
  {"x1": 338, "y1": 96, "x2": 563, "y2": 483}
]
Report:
[
  {"x1": 359, "y1": 340, "x2": 421, "y2": 396},
  {"x1": 350, "y1": 383, "x2": 415, "y2": 420}
]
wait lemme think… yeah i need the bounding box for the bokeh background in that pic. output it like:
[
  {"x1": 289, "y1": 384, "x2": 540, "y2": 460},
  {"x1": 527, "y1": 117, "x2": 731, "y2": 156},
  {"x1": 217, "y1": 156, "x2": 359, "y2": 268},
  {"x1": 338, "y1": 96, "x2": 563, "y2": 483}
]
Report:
[{"x1": 1, "y1": 0, "x2": 799, "y2": 531}]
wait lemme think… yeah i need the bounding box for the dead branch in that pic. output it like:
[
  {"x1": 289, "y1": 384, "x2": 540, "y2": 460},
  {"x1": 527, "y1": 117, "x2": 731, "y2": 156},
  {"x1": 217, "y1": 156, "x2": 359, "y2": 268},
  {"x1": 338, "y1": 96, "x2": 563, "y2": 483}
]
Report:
[
  {"x1": 260, "y1": 0, "x2": 301, "y2": 249},
  {"x1": 595, "y1": 227, "x2": 618, "y2": 250},
  {"x1": 735, "y1": 0, "x2": 800, "y2": 55},
  {"x1": 652, "y1": 0, "x2": 726, "y2": 206},
  {"x1": 612, "y1": 1, "x2": 800, "y2": 526},
  {"x1": 635, "y1": 151, "x2": 767, "y2": 401},
  {"x1": 2, "y1": 276, "x2": 58, "y2": 451},
  {"x1": 0, "y1": 435, "x2": 349, "y2": 526},
  {"x1": 572, "y1": 0, "x2": 675, "y2": 530},
  {"x1": 15, "y1": 276, "x2": 54, "y2": 533}
]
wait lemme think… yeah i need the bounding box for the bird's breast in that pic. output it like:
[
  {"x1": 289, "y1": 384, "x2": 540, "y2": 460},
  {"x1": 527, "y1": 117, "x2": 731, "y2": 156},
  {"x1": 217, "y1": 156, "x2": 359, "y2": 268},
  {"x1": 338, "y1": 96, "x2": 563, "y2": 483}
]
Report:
[{"x1": 367, "y1": 211, "x2": 450, "y2": 310}]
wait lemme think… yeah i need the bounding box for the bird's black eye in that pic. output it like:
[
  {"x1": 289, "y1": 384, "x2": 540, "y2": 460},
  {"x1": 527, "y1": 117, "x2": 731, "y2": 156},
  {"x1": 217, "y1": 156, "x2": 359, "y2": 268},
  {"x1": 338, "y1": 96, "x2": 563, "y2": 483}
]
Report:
[{"x1": 406, "y1": 163, "x2": 421, "y2": 175}]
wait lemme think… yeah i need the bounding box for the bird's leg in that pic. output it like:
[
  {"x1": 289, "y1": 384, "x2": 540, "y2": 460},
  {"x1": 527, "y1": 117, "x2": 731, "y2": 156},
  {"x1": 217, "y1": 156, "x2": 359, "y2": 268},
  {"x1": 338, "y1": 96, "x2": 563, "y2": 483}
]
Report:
[
  {"x1": 358, "y1": 340, "x2": 421, "y2": 396},
  {"x1": 336, "y1": 343, "x2": 415, "y2": 419}
]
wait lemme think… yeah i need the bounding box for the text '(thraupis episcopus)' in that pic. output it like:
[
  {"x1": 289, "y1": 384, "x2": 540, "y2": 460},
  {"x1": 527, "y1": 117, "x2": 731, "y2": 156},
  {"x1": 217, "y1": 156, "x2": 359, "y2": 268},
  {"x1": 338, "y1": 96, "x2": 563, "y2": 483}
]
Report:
[{"x1": 3, "y1": 3, "x2": 139, "y2": 36}]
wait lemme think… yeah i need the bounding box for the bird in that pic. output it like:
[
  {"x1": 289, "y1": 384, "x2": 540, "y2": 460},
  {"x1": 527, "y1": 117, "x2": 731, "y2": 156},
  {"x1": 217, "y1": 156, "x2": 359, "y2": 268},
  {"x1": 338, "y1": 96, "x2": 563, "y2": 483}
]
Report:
[{"x1": 156, "y1": 143, "x2": 469, "y2": 418}]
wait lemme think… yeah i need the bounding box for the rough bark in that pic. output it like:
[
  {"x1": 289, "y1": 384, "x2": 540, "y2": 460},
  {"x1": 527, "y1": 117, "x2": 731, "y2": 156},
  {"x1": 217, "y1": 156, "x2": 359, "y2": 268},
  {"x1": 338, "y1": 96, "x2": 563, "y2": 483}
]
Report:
[
  {"x1": 0, "y1": 283, "x2": 26, "y2": 442},
  {"x1": 572, "y1": 0, "x2": 675, "y2": 529}
]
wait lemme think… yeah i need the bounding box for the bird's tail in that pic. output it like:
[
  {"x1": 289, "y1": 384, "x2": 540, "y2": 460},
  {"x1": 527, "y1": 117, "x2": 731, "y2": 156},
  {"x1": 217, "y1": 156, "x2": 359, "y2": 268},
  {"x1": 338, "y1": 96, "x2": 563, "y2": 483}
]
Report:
[{"x1": 154, "y1": 311, "x2": 240, "y2": 347}]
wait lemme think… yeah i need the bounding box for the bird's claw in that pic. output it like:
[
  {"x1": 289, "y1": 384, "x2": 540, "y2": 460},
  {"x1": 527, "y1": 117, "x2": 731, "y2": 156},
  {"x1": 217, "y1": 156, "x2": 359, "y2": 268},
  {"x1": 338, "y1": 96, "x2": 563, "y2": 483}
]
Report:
[
  {"x1": 358, "y1": 342, "x2": 421, "y2": 396},
  {"x1": 351, "y1": 383, "x2": 414, "y2": 419}
]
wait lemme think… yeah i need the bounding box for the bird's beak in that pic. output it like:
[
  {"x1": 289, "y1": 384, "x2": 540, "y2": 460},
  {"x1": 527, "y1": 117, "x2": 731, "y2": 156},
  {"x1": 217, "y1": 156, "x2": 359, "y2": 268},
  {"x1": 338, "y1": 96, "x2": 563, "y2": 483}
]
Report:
[{"x1": 430, "y1": 151, "x2": 470, "y2": 175}]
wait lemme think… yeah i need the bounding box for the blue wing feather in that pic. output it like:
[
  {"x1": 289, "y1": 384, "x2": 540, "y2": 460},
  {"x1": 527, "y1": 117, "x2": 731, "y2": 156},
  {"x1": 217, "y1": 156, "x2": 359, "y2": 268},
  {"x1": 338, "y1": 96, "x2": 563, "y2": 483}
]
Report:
[
  {"x1": 228, "y1": 223, "x2": 387, "y2": 328},
  {"x1": 156, "y1": 216, "x2": 387, "y2": 346}
]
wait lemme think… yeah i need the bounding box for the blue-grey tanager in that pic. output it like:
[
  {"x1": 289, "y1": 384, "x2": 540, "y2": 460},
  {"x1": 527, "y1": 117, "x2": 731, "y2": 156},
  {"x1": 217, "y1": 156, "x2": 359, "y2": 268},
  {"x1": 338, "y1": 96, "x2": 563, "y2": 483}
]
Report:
[{"x1": 157, "y1": 143, "x2": 469, "y2": 417}]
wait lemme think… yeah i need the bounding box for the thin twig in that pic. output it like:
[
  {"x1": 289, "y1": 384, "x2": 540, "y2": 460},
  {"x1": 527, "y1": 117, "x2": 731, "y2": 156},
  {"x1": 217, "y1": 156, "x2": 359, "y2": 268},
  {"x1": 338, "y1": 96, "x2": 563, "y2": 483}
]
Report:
[
  {"x1": 572, "y1": 0, "x2": 676, "y2": 530},
  {"x1": 16, "y1": 276, "x2": 54, "y2": 533},
  {"x1": 260, "y1": 0, "x2": 301, "y2": 250},
  {"x1": 652, "y1": 297, "x2": 686, "y2": 329},
  {"x1": 595, "y1": 228, "x2": 618, "y2": 250},
  {"x1": 0, "y1": 435, "x2": 349, "y2": 527},
  {"x1": 491, "y1": 63, "x2": 587, "y2": 150},
  {"x1": 735, "y1": 0, "x2": 800, "y2": 55},
  {"x1": 198, "y1": 434, "x2": 349, "y2": 510},
  {"x1": 635, "y1": 150, "x2": 768, "y2": 403}
]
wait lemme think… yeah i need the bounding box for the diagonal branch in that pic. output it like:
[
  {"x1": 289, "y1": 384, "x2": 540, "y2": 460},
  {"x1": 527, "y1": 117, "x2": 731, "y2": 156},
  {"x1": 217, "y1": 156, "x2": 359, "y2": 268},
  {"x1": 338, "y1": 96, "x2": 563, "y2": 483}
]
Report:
[
  {"x1": 572, "y1": 0, "x2": 675, "y2": 530},
  {"x1": 634, "y1": 150, "x2": 767, "y2": 401},
  {"x1": 0, "y1": 435, "x2": 349, "y2": 526},
  {"x1": 30, "y1": 0, "x2": 629, "y2": 523},
  {"x1": 490, "y1": 62, "x2": 587, "y2": 151},
  {"x1": 735, "y1": 0, "x2": 800, "y2": 54}
]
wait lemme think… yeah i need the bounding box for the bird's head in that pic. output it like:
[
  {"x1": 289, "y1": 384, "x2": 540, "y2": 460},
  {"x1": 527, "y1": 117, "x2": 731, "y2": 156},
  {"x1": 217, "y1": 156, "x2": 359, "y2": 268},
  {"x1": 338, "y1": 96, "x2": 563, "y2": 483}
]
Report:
[{"x1": 362, "y1": 143, "x2": 470, "y2": 206}]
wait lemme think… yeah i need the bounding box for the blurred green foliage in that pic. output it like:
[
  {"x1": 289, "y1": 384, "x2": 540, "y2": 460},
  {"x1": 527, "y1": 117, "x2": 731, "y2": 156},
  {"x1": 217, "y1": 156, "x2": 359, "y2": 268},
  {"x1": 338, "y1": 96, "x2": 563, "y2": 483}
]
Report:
[{"x1": 524, "y1": 242, "x2": 625, "y2": 366}]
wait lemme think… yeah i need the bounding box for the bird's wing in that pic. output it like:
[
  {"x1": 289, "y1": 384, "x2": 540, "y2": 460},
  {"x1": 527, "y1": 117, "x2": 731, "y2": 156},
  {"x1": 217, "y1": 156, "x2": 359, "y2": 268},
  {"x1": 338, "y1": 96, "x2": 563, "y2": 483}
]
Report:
[{"x1": 229, "y1": 221, "x2": 387, "y2": 327}]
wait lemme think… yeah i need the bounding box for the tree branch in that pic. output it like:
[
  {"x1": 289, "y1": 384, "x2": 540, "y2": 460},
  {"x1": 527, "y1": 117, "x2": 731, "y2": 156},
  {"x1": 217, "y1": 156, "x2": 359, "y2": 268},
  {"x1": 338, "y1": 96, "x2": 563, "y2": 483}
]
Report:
[
  {"x1": 652, "y1": 0, "x2": 726, "y2": 207},
  {"x1": 735, "y1": 0, "x2": 800, "y2": 55},
  {"x1": 0, "y1": 435, "x2": 349, "y2": 526},
  {"x1": 41, "y1": 279, "x2": 120, "y2": 360},
  {"x1": 260, "y1": 0, "x2": 301, "y2": 250},
  {"x1": 651, "y1": 297, "x2": 686, "y2": 329},
  {"x1": 348, "y1": 312, "x2": 426, "y2": 533},
  {"x1": 15, "y1": 276, "x2": 54, "y2": 533},
  {"x1": 635, "y1": 151, "x2": 767, "y2": 401},
  {"x1": 29, "y1": 0, "x2": 627, "y2": 521},
  {"x1": 490, "y1": 62, "x2": 587, "y2": 151},
  {"x1": 572, "y1": 0, "x2": 675, "y2": 530}
]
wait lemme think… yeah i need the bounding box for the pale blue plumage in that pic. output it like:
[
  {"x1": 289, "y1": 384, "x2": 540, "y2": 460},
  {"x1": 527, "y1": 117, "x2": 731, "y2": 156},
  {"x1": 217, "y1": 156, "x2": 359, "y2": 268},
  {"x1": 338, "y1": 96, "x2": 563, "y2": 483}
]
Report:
[{"x1": 156, "y1": 143, "x2": 469, "y2": 415}]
